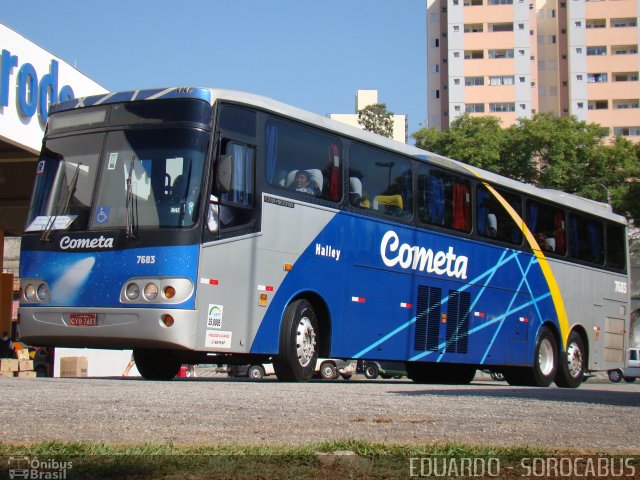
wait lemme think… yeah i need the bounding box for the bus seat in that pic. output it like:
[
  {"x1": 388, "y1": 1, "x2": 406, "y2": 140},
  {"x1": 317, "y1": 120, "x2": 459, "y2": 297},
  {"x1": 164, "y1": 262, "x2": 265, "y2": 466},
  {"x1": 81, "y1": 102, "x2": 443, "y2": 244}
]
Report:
[
  {"x1": 374, "y1": 194, "x2": 403, "y2": 215},
  {"x1": 349, "y1": 177, "x2": 363, "y2": 206}
]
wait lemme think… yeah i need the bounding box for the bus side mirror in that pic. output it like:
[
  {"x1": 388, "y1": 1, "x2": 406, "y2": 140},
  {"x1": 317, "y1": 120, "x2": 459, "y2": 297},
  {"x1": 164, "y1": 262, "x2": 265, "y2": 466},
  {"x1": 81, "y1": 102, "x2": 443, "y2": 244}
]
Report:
[{"x1": 216, "y1": 155, "x2": 233, "y2": 193}]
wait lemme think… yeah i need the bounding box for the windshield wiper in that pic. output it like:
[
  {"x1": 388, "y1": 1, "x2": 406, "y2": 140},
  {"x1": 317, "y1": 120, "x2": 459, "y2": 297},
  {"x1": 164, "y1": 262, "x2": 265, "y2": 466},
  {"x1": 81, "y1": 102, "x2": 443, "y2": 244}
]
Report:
[
  {"x1": 125, "y1": 157, "x2": 139, "y2": 238},
  {"x1": 41, "y1": 162, "x2": 82, "y2": 242}
]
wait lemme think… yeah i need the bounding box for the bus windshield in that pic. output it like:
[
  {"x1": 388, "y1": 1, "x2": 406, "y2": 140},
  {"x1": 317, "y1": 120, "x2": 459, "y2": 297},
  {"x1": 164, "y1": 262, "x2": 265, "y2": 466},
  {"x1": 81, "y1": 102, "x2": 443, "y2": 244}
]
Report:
[{"x1": 26, "y1": 127, "x2": 209, "y2": 232}]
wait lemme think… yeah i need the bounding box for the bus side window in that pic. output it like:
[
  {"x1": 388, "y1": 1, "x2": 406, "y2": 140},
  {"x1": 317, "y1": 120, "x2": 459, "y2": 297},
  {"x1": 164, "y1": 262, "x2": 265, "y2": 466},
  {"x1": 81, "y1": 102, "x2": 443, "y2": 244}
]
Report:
[
  {"x1": 265, "y1": 119, "x2": 342, "y2": 202},
  {"x1": 350, "y1": 143, "x2": 412, "y2": 218}
]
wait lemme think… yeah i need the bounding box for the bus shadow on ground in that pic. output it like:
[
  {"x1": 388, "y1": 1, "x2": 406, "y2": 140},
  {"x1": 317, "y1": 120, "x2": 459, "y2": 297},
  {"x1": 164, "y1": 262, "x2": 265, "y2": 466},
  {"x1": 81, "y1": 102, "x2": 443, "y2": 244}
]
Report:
[{"x1": 390, "y1": 385, "x2": 640, "y2": 408}]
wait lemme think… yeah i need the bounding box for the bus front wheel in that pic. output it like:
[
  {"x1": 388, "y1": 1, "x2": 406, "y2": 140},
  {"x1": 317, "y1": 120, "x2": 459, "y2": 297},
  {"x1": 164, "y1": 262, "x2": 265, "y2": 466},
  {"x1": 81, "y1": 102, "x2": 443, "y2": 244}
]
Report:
[
  {"x1": 273, "y1": 299, "x2": 318, "y2": 382},
  {"x1": 554, "y1": 331, "x2": 585, "y2": 388},
  {"x1": 133, "y1": 348, "x2": 182, "y2": 380}
]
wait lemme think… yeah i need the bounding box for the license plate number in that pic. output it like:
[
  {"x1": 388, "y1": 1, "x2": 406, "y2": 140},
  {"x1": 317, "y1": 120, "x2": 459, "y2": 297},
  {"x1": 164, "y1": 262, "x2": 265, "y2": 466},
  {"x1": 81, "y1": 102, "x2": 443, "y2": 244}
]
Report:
[{"x1": 69, "y1": 313, "x2": 97, "y2": 327}]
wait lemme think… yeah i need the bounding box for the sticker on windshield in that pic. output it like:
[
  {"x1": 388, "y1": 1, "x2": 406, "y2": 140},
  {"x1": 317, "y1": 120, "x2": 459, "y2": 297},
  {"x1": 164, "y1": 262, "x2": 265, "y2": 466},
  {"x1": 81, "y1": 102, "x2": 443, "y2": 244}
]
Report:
[
  {"x1": 25, "y1": 215, "x2": 77, "y2": 232},
  {"x1": 107, "y1": 153, "x2": 118, "y2": 170},
  {"x1": 36, "y1": 160, "x2": 45, "y2": 175},
  {"x1": 95, "y1": 206, "x2": 111, "y2": 225},
  {"x1": 207, "y1": 304, "x2": 223, "y2": 329}
]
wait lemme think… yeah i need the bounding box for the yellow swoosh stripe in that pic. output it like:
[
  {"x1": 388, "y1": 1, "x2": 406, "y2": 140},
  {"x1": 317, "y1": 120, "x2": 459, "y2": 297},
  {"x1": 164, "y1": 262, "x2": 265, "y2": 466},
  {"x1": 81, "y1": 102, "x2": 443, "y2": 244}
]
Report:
[{"x1": 462, "y1": 166, "x2": 570, "y2": 348}]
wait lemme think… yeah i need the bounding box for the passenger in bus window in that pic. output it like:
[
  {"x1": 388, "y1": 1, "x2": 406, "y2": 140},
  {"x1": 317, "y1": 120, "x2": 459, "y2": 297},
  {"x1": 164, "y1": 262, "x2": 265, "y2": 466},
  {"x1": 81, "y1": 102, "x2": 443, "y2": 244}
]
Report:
[
  {"x1": 291, "y1": 170, "x2": 320, "y2": 195},
  {"x1": 535, "y1": 232, "x2": 553, "y2": 251}
]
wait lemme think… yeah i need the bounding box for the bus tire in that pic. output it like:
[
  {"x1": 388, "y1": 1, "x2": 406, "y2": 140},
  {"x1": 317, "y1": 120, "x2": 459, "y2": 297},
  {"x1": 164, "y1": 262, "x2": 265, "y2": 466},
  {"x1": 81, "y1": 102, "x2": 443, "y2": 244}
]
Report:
[
  {"x1": 248, "y1": 364, "x2": 265, "y2": 380},
  {"x1": 364, "y1": 363, "x2": 379, "y2": 379},
  {"x1": 554, "y1": 331, "x2": 585, "y2": 388},
  {"x1": 273, "y1": 299, "x2": 318, "y2": 382},
  {"x1": 319, "y1": 361, "x2": 338, "y2": 380},
  {"x1": 505, "y1": 327, "x2": 557, "y2": 387},
  {"x1": 133, "y1": 348, "x2": 182, "y2": 380}
]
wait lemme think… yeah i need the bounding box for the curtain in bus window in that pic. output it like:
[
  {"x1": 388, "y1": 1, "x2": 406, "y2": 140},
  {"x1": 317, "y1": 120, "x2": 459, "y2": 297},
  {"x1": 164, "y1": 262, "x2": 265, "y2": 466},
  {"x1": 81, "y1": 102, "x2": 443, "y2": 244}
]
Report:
[
  {"x1": 569, "y1": 215, "x2": 579, "y2": 257},
  {"x1": 224, "y1": 143, "x2": 253, "y2": 207},
  {"x1": 451, "y1": 182, "x2": 470, "y2": 231},
  {"x1": 426, "y1": 175, "x2": 445, "y2": 225},
  {"x1": 554, "y1": 212, "x2": 566, "y2": 254},
  {"x1": 587, "y1": 222, "x2": 602, "y2": 263},
  {"x1": 266, "y1": 124, "x2": 278, "y2": 184},
  {"x1": 477, "y1": 187, "x2": 489, "y2": 236},
  {"x1": 327, "y1": 144, "x2": 340, "y2": 201},
  {"x1": 526, "y1": 202, "x2": 538, "y2": 234}
]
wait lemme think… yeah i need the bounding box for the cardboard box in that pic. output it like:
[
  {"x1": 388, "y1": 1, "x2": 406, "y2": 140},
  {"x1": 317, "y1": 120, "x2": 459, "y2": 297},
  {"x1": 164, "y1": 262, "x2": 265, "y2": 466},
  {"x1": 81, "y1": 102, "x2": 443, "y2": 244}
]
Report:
[
  {"x1": 15, "y1": 371, "x2": 37, "y2": 378},
  {"x1": 16, "y1": 349, "x2": 30, "y2": 361},
  {"x1": 0, "y1": 358, "x2": 18, "y2": 372},
  {"x1": 60, "y1": 357, "x2": 88, "y2": 378},
  {"x1": 18, "y1": 360, "x2": 33, "y2": 371}
]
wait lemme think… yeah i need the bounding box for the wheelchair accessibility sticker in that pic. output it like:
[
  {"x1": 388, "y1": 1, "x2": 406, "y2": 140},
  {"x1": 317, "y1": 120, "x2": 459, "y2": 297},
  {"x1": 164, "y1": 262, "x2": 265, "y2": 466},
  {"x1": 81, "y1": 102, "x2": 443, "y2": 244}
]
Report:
[{"x1": 95, "y1": 206, "x2": 111, "y2": 225}]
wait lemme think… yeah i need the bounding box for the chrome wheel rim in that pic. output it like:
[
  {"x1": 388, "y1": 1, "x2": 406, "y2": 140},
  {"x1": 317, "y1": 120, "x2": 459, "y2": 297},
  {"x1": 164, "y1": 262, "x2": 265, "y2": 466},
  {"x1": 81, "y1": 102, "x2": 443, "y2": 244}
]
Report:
[
  {"x1": 566, "y1": 341, "x2": 583, "y2": 378},
  {"x1": 538, "y1": 338, "x2": 555, "y2": 376},
  {"x1": 296, "y1": 316, "x2": 316, "y2": 367}
]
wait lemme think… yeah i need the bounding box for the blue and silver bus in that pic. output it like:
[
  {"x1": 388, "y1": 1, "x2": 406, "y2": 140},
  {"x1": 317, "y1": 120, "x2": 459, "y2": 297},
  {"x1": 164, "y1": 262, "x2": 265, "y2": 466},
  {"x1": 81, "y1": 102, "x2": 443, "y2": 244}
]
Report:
[{"x1": 18, "y1": 87, "x2": 630, "y2": 386}]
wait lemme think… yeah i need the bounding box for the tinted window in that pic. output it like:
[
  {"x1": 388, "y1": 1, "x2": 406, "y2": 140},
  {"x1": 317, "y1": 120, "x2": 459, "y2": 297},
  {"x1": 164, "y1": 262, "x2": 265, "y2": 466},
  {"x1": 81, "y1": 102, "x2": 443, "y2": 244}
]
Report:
[
  {"x1": 569, "y1": 213, "x2": 604, "y2": 264},
  {"x1": 265, "y1": 119, "x2": 342, "y2": 202},
  {"x1": 349, "y1": 144, "x2": 412, "y2": 218},
  {"x1": 111, "y1": 98, "x2": 212, "y2": 126},
  {"x1": 525, "y1": 201, "x2": 566, "y2": 254},
  {"x1": 606, "y1": 223, "x2": 626, "y2": 269},
  {"x1": 417, "y1": 166, "x2": 470, "y2": 232},
  {"x1": 219, "y1": 105, "x2": 256, "y2": 137},
  {"x1": 476, "y1": 184, "x2": 522, "y2": 244}
]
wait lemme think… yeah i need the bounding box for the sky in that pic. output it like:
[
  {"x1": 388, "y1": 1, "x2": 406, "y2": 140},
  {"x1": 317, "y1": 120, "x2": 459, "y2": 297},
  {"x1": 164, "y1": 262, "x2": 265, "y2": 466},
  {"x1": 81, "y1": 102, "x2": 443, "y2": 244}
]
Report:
[{"x1": 3, "y1": 1, "x2": 427, "y2": 139}]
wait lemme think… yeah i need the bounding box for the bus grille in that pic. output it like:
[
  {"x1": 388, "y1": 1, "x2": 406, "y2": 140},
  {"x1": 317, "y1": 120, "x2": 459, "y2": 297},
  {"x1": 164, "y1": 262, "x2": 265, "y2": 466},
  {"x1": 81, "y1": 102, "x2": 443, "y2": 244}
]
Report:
[
  {"x1": 445, "y1": 290, "x2": 471, "y2": 354},
  {"x1": 414, "y1": 285, "x2": 442, "y2": 351}
]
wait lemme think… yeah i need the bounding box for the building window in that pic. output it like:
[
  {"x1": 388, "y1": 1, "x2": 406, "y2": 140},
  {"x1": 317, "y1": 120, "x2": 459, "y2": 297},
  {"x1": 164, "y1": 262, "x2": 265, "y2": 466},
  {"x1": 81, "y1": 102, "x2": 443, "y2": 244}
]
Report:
[
  {"x1": 488, "y1": 0, "x2": 512, "y2": 4},
  {"x1": 489, "y1": 49, "x2": 514, "y2": 58},
  {"x1": 613, "y1": 127, "x2": 640, "y2": 136},
  {"x1": 453, "y1": 25, "x2": 460, "y2": 32},
  {"x1": 612, "y1": 45, "x2": 637, "y2": 55},
  {"x1": 576, "y1": 75, "x2": 583, "y2": 81},
  {"x1": 489, "y1": 22, "x2": 514, "y2": 32},
  {"x1": 549, "y1": 35, "x2": 557, "y2": 43},
  {"x1": 577, "y1": 102, "x2": 584, "y2": 109},
  {"x1": 464, "y1": 23, "x2": 484, "y2": 32},
  {"x1": 465, "y1": 103, "x2": 485, "y2": 113},
  {"x1": 464, "y1": 76, "x2": 484, "y2": 86},
  {"x1": 588, "y1": 100, "x2": 609, "y2": 110},
  {"x1": 587, "y1": 46, "x2": 606, "y2": 56},
  {"x1": 518, "y1": 23, "x2": 525, "y2": 30},
  {"x1": 453, "y1": 78, "x2": 460, "y2": 85},
  {"x1": 613, "y1": 72, "x2": 639, "y2": 82},
  {"x1": 574, "y1": 20, "x2": 582, "y2": 27},
  {"x1": 489, "y1": 75, "x2": 515, "y2": 85},
  {"x1": 489, "y1": 102, "x2": 516, "y2": 112},
  {"x1": 611, "y1": 18, "x2": 637, "y2": 27},
  {"x1": 587, "y1": 73, "x2": 608, "y2": 83},
  {"x1": 433, "y1": 38, "x2": 440, "y2": 47},
  {"x1": 613, "y1": 99, "x2": 640, "y2": 109},
  {"x1": 586, "y1": 19, "x2": 605, "y2": 28},
  {"x1": 464, "y1": 50, "x2": 484, "y2": 59},
  {"x1": 454, "y1": 51, "x2": 461, "y2": 57}
]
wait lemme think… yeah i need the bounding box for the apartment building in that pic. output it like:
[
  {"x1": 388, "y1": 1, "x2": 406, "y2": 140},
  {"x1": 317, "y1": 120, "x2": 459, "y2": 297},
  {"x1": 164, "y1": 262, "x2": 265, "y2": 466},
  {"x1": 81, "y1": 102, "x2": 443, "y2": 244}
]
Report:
[{"x1": 427, "y1": 0, "x2": 639, "y2": 141}]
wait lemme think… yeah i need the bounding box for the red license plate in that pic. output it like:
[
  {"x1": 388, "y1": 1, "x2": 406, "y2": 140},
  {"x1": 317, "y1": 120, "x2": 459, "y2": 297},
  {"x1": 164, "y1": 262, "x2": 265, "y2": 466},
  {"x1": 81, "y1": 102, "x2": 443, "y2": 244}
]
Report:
[{"x1": 69, "y1": 313, "x2": 97, "y2": 327}]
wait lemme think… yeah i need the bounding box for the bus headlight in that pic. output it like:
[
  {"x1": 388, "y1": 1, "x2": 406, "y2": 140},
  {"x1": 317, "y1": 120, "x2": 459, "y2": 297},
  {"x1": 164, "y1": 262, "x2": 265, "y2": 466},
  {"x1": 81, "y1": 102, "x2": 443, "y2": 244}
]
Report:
[
  {"x1": 36, "y1": 283, "x2": 50, "y2": 301},
  {"x1": 120, "y1": 278, "x2": 193, "y2": 304},
  {"x1": 24, "y1": 284, "x2": 36, "y2": 301},
  {"x1": 125, "y1": 283, "x2": 140, "y2": 301},
  {"x1": 143, "y1": 282, "x2": 159, "y2": 301}
]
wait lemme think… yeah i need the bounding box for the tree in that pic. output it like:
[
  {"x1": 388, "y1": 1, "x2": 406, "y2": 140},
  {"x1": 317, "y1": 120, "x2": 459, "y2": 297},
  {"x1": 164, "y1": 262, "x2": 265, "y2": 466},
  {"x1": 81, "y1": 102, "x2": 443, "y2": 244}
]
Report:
[{"x1": 358, "y1": 103, "x2": 394, "y2": 138}]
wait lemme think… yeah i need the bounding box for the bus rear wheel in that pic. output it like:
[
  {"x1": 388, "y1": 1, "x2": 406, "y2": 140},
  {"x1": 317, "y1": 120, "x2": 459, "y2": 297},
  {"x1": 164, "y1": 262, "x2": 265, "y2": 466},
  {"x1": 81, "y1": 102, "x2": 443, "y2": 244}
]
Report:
[
  {"x1": 273, "y1": 299, "x2": 318, "y2": 382},
  {"x1": 133, "y1": 348, "x2": 182, "y2": 380},
  {"x1": 554, "y1": 331, "x2": 585, "y2": 388}
]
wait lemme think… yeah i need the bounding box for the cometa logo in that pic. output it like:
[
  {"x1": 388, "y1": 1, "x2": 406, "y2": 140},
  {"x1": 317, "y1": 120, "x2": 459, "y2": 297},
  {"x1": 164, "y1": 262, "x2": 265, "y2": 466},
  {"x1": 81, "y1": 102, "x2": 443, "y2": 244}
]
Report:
[
  {"x1": 380, "y1": 230, "x2": 468, "y2": 279},
  {"x1": 59, "y1": 236, "x2": 114, "y2": 250}
]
